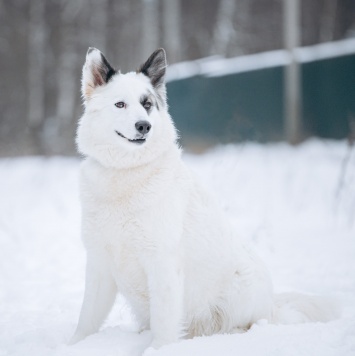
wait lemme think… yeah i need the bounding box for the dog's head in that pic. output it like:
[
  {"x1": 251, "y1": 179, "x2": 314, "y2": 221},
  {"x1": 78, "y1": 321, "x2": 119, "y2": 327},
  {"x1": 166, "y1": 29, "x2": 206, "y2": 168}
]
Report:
[{"x1": 77, "y1": 48, "x2": 178, "y2": 169}]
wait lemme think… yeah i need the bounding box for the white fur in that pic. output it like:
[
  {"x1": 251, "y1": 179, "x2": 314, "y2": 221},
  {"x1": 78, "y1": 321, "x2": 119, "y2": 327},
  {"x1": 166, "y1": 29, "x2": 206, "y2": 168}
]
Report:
[{"x1": 70, "y1": 49, "x2": 338, "y2": 350}]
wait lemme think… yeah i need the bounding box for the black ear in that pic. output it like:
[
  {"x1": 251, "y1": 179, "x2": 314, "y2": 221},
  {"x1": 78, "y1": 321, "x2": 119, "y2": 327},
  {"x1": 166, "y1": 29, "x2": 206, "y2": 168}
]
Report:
[
  {"x1": 138, "y1": 48, "x2": 167, "y2": 89},
  {"x1": 82, "y1": 47, "x2": 117, "y2": 100}
]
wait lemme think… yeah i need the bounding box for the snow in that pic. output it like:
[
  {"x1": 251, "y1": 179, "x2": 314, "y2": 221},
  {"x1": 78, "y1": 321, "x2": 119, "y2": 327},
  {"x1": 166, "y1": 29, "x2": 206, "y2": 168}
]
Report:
[
  {"x1": 1, "y1": 140, "x2": 355, "y2": 356},
  {"x1": 166, "y1": 38, "x2": 355, "y2": 81}
]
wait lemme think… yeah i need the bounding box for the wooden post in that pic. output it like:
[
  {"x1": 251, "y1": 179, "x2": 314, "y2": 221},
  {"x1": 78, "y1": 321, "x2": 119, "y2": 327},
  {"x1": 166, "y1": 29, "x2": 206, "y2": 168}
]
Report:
[{"x1": 283, "y1": 0, "x2": 302, "y2": 144}]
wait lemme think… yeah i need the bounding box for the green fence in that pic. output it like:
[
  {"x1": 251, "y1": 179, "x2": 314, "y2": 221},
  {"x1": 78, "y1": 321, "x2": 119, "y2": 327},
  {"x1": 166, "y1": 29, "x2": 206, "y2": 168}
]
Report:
[{"x1": 167, "y1": 52, "x2": 355, "y2": 145}]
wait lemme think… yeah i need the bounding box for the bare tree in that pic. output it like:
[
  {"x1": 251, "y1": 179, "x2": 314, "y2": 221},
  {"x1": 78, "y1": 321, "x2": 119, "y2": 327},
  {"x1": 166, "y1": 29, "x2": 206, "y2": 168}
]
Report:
[
  {"x1": 142, "y1": 0, "x2": 160, "y2": 59},
  {"x1": 52, "y1": 0, "x2": 84, "y2": 153},
  {"x1": 163, "y1": 0, "x2": 182, "y2": 63},
  {"x1": 89, "y1": 0, "x2": 109, "y2": 53},
  {"x1": 320, "y1": 0, "x2": 338, "y2": 42},
  {"x1": 28, "y1": 0, "x2": 46, "y2": 153},
  {"x1": 210, "y1": 0, "x2": 237, "y2": 56}
]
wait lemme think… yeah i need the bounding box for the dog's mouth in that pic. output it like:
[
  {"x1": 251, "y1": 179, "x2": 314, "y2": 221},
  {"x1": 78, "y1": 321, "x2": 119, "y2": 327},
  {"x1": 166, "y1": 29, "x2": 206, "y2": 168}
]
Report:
[{"x1": 115, "y1": 131, "x2": 146, "y2": 145}]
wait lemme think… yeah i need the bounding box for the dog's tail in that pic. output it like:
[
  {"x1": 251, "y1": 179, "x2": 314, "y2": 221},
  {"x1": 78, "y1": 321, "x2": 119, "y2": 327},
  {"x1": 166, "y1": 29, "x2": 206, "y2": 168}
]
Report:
[{"x1": 272, "y1": 292, "x2": 340, "y2": 324}]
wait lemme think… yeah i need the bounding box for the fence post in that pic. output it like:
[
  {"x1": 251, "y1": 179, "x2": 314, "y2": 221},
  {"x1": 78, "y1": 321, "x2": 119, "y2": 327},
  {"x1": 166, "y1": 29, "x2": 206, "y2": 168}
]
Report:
[{"x1": 284, "y1": 0, "x2": 302, "y2": 144}]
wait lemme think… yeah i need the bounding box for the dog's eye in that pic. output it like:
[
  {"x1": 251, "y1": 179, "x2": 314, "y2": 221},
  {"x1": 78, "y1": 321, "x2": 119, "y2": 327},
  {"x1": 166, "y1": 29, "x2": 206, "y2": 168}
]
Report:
[
  {"x1": 143, "y1": 101, "x2": 152, "y2": 110},
  {"x1": 115, "y1": 102, "x2": 126, "y2": 109}
]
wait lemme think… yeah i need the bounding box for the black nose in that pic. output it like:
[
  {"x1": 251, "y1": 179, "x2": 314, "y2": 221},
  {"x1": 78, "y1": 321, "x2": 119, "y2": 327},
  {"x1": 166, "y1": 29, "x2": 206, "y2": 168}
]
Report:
[{"x1": 135, "y1": 121, "x2": 151, "y2": 135}]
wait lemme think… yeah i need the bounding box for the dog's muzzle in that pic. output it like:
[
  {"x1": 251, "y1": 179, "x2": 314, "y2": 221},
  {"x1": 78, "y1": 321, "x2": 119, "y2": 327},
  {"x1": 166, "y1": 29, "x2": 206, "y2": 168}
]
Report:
[
  {"x1": 115, "y1": 131, "x2": 147, "y2": 145},
  {"x1": 115, "y1": 121, "x2": 151, "y2": 145},
  {"x1": 135, "y1": 121, "x2": 151, "y2": 135}
]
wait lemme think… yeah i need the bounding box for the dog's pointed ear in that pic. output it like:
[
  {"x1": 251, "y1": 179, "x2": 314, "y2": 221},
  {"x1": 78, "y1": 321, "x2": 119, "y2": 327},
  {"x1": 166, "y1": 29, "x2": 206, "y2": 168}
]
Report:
[
  {"x1": 138, "y1": 48, "x2": 167, "y2": 105},
  {"x1": 82, "y1": 47, "x2": 117, "y2": 100}
]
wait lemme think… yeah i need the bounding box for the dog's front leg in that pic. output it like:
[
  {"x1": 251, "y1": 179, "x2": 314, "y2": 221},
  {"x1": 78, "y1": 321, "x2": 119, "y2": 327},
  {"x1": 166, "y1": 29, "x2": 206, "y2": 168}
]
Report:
[
  {"x1": 69, "y1": 250, "x2": 117, "y2": 344},
  {"x1": 146, "y1": 253, "x2": 184, "y2": 349}
]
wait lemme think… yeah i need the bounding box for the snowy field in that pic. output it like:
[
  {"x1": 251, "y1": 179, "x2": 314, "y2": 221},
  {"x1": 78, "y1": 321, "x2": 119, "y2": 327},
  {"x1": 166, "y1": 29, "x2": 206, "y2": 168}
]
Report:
[{"x1": 0, "y1": 139, "x2": 354, "y2": 356}]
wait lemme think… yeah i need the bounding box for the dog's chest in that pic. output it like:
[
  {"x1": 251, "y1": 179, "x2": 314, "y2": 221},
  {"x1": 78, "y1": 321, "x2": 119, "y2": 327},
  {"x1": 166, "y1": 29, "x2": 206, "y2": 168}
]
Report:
[
  {"x1": 81, "y1": 172, "x2": 160, "y2": 294},
  {"x1": 80, "y1": 157, "x2": 184, "y2": 299}
]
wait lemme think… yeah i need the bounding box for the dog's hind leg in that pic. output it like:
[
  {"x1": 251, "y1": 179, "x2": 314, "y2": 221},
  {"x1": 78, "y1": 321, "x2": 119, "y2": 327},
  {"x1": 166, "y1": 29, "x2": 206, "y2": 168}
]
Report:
[{"x1": 69, "y1": 251, "x2": 117, "y2": 344}]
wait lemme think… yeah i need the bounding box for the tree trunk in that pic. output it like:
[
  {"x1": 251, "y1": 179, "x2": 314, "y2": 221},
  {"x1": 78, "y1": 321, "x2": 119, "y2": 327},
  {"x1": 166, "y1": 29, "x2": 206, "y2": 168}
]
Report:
[
  {"x1": 28, "y1": 0, "x2": 46, "y2": 153},
  {"x1": 210, "y1": 0, "x2": 237, "y2": 56},
  {"x1": 163, "y1": 0, "x2": 182, "y2": 63},
  {"x1": 52, "y1": 0, "x2": 83, "y2": 154},
  {"x1": 90, "y1": 0, "x2": 108, "y2": 53},
  {"x1": 142, "y1": 0, "x2": 159, "y2": 59},
  {"x1": 320, "y1": 0, "x2": 338, "y2": 42}
]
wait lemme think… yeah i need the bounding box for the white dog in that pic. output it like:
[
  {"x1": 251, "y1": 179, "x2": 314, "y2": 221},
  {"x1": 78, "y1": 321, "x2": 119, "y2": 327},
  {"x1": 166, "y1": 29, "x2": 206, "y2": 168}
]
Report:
[{"x1": 70, "y1": 48, "x2": 337, "y2": 350}]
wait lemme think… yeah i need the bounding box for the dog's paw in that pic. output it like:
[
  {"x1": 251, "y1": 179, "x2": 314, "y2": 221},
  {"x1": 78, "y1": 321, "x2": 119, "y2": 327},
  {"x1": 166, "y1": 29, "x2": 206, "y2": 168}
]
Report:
[{"x1": 68, "y1": 332, "x2": 85, "y2": 345}]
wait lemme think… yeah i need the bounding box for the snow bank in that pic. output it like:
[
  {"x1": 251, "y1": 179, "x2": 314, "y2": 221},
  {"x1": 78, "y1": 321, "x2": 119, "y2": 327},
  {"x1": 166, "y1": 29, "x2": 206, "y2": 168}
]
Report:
[{"x1": 0, "y1": 140, "x2": 354, "y2": 356}]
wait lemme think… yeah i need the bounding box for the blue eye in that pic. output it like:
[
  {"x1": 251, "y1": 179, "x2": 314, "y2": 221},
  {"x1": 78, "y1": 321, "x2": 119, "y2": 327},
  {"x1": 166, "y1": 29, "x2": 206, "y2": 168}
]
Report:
[{"x1": 115, "y1": 102, "x2": 126, "y2": 109}]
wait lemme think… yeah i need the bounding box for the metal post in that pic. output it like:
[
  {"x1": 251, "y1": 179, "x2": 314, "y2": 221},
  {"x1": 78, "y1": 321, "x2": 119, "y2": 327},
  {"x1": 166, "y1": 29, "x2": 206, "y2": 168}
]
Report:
[{"x1": 283, "y1": 0, "x2": 302, "y2": 144}]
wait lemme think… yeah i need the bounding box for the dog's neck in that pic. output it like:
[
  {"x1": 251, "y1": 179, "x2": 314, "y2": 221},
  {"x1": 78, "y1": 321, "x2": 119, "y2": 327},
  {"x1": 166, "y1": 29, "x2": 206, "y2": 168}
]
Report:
[
  {"x1": 80, "y1": 145, "x2": 183, "y2": 205},
  {"x1": 87, "y1": 142, "x2": 181, "y2": 174}
]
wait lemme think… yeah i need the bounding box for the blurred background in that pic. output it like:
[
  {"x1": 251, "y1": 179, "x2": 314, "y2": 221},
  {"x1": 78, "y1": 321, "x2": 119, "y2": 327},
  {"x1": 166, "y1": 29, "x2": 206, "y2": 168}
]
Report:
[{"x1": 1, "y1": 0, "x2": 355, "y2": 155}]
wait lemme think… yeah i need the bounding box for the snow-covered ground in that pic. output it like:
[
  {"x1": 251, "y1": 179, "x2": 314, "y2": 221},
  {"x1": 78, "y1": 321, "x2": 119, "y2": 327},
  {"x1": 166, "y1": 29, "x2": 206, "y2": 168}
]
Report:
[{"x1": 0, "y1": 139, "x2": 354, "y2": 356}]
